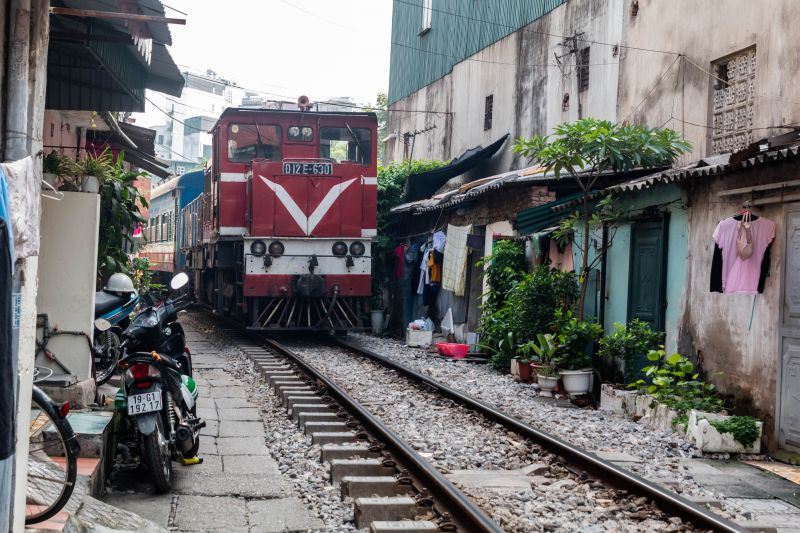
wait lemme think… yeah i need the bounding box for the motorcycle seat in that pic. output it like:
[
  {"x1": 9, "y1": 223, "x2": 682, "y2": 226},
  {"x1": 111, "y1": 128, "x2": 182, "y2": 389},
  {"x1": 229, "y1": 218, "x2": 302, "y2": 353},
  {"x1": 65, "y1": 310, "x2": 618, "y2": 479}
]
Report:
[{"x1": 95, "y1": 291, "x2": 132, "y2": 318}]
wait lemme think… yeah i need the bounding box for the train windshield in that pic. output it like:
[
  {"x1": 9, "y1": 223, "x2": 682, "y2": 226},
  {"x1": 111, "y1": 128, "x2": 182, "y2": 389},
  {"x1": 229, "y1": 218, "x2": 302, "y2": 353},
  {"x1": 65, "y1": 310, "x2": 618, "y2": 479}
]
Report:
[
  {"x1": 319, "y1": 126, "x2": 372, "y2": 165},
  {"x1": 227, "y1": 124, "x2": 281, "y2": 162}
]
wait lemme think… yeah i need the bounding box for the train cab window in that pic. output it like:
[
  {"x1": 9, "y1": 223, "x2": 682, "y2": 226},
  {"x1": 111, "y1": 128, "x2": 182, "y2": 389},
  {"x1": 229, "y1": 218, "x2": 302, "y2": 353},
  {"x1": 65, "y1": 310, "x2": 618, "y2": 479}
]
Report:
[
  {"x1": 227, "y1": 124, "x2": 281, "y2": 162},
  {"x1": 319, "y1": 126, "x2": 372, "y2": 165},
  {"x1": 287, "y1": 126, "x2": 313, "y2": 142}
]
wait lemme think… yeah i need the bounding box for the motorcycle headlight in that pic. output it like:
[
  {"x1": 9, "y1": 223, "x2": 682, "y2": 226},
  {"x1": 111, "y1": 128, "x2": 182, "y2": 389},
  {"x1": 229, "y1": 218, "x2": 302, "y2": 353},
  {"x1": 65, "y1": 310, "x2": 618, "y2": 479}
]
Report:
[
  {"x1": 349, "y1": 241, "x2": 366, "y2": 257},
  {"x1": 269, "y1": 241, "x2": 285, "y2": 257},
  {"x1": 250, "y1": 240, "x2": 267, "y2": 256},
  {"x1": 332, "y1": 241, "x2": 348, "y2": 257}
]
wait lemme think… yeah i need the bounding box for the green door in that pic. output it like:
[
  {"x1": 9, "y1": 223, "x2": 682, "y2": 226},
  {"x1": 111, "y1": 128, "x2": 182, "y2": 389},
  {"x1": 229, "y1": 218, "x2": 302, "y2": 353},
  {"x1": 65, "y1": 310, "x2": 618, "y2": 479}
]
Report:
[{"x1": 626, "y1": 220, "x2": 668, "y2": 378}]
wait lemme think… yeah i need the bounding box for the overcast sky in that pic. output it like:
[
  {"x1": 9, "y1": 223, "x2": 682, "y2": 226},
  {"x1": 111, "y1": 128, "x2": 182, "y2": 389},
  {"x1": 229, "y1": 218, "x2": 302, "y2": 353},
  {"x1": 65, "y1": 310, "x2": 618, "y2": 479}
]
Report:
[{"x1": 135, "y1": 0, "x2": 393, "y2": 128}]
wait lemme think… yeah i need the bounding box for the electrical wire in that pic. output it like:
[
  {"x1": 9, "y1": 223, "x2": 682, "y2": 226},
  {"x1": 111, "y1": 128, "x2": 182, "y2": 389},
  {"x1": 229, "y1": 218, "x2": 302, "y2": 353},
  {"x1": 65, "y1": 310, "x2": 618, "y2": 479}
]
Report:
[
  {"x1": 277, "y1": 0, "x2": 355, "y2": 31},
  {"x1": 621, "y1": 55, "x2": 682, "y2": 123}
]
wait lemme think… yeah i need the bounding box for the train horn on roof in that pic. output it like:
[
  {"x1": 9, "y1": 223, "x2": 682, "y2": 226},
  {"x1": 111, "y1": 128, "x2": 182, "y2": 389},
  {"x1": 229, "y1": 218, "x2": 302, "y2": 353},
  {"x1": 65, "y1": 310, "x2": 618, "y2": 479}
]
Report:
[{"x1": 298, "y1": 95, "x2": 312, "y2": 111}]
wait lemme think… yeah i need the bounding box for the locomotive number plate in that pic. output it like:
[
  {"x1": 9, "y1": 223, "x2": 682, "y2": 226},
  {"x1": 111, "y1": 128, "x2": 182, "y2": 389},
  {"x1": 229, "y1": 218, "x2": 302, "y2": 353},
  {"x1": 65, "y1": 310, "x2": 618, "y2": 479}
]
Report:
[
  {"x1": 282, "y1": 162, "x2": 332, "y2": 175},
  {"x1": 127, "y1": 392, "x2": 162, "y2": 415}
]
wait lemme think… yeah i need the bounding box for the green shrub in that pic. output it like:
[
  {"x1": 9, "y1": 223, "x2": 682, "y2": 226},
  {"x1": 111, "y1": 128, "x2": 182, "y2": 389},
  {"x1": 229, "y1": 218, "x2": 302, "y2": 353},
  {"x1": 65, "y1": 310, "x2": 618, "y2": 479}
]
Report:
[
  {"x1": 707, "y1": 416, "x2": 760, "y2": 447},
  {"x1": 599, "y1": 319, "x2": 664, "y2": 382},
  {"x1": 553, "y1": 309, "x2": 603, "y2": 370},
  {"x1": 630, "y1": 348, "x2": 725, "y2": 414},
  {"x1": 506, "y1": 267, "x2": 578, "y2": 347},
  {"x1": 478, "y1": 331, "x2": 518, "y2": 372}
]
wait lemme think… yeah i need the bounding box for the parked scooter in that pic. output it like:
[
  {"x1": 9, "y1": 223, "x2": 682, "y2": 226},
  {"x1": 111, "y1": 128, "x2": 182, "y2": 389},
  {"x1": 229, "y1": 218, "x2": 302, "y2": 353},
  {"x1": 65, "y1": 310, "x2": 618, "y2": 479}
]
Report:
[
  {"x1": 94, "y1": 273, "x2": 140, "y2": 385},
  {"x1": 96, "y1": 272, "x2": 202, "y2": 492}
]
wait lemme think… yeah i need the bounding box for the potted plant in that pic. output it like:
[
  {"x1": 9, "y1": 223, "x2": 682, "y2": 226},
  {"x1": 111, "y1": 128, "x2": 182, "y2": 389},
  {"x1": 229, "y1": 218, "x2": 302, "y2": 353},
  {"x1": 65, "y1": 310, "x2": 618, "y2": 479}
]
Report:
[
  {"x1": 78, "y1": 148, "x2": 113, "y2": 193},
  {"x1": 42, "y1": 151, "x2": 79, "y2": 190},
  {"x1": 370, "y1": 293, "x2": 385, "y2": 335},
  {"x1": 524, "y1": 333, "x2": 560, "y2": 397},
  {"x1": 478, "y1": 332, "x2": 517, "y2": 375},
  {"x1": 555, "y1": 310, "x2": 603, "y2": 396}
]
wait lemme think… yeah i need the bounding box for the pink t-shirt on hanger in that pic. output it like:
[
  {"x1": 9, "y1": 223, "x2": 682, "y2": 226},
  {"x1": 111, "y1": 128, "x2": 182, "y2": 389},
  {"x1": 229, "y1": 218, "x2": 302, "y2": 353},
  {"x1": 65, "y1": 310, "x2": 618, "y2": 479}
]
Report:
[{"x1": 712, "y1": 216, "x2": 776, "y2": 294}]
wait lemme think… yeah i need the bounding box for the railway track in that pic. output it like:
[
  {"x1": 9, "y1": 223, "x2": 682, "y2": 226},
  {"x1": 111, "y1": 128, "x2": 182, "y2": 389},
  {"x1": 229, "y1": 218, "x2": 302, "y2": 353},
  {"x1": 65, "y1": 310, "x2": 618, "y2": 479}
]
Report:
[{"x1": 191, "y1": 310, "x2": 745, "y2": 532}]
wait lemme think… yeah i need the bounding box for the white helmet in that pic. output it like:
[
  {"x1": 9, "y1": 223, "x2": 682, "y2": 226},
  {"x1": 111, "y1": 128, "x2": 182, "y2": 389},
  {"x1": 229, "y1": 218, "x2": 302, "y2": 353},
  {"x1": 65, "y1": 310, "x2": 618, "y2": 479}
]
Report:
[{"x1": 105, "y1": 273, "x2": 136, "y2": 294}]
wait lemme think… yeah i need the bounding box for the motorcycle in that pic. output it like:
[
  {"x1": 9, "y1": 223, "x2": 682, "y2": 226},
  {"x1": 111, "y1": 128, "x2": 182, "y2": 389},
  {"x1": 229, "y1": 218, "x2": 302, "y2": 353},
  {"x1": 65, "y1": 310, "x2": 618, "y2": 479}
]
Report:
[
  {"x1": 96, "y1": 272, "x2": 203, "y2": 492},
  {"x1": 93, "y1": 278, "x2": 140, "y2": 386}
]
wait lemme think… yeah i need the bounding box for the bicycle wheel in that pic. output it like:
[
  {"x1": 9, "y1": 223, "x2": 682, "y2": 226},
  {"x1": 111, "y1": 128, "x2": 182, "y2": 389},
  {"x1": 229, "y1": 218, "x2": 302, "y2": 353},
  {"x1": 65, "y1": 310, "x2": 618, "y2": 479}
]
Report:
[
  {"x1": 94, "y1": 329, "x2": 121, "y2": 386},
  {"x1": 26, "y1": 391, "x2": 77, "y2": 525}
]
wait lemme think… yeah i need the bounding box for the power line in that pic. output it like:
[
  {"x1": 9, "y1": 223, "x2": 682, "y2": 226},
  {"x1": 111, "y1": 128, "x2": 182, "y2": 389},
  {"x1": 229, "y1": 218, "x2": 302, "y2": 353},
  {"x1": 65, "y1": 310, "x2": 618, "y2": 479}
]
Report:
[
  {"x1": 277, "y1": 0, "x2": 355, "y2": 30},
  {"x1": 622, "y1": 55, "x2": 682, "y2": 123},
  {"x1": 391, "y1": 0, "x2": 681, "y2": 56},
  {"x1": 391, "y1": 40, "x2": 620, "y2": 69},
  {"x1": 155, "y1": 142, "x2": 195, "y2": 162}
]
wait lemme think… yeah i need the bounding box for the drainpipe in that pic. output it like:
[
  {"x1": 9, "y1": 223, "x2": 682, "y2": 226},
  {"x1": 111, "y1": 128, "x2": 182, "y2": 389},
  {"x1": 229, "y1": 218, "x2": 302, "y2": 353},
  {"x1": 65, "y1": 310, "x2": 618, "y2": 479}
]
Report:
[{"x1": 4, "y1": 0, "x2": 31, "y2": 161}]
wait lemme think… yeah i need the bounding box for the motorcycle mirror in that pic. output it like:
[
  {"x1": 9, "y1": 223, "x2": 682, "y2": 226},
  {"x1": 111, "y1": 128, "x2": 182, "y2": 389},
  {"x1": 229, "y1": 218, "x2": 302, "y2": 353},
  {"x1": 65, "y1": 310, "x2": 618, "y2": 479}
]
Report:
[
  {"x1": 94, "y1": 318, "x2": 113, "y2": 332},
  {"x1": 170, "y1": 272, "x2": 189, "y2": 291}
]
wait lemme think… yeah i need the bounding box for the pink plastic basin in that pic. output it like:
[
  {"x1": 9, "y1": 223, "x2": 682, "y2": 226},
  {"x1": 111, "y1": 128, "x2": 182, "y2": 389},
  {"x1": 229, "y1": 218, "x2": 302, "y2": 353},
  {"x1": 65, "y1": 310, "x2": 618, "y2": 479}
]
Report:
[{"x1": 436, "y1": 343, "x2": 469, "y2": 359}]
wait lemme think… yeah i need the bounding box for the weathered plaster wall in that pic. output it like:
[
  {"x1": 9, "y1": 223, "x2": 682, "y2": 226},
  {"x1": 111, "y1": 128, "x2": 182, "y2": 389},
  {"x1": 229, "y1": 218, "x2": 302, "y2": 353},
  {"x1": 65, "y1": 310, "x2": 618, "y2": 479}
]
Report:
[
  {"x1": 619, "y1": 0, "x2": 800, "y2": 161},
  {"x1": 386, "y1": 0, "x2": 623, "y2": 175},
  {"x1": 602, "y1": 184, "x2": 688, "y2": 354},
  {"x1": 683, "y1": 167, "x2": 789, "y2": 449}
]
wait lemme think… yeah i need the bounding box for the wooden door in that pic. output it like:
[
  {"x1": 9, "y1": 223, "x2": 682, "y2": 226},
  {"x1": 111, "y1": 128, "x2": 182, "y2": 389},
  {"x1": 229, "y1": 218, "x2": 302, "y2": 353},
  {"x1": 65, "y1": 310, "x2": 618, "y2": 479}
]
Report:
[{"x1": 779, "y1": 206, "x2": 800, "y2": 452}]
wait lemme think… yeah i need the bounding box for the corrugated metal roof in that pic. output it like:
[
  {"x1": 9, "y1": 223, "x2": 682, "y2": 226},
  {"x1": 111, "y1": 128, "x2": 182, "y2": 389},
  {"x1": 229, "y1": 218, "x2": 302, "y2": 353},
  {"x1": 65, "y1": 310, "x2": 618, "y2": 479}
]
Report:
[
  {"x1": 517, "y1": 191, "x2": 586, "y2": 235},
  {"x1": 388, "y1": 0, "x2": 566, "y2": 103}
]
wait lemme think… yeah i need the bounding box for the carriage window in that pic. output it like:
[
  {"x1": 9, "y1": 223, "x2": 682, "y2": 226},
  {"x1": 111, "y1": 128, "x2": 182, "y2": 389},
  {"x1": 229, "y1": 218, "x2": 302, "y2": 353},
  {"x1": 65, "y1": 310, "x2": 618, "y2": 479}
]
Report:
[
  {"x1": 319, "y1": 126, "x2": 372, "y2": 165},
  {"x1": 288, "y1": 126, "x2": 314, "y2": 142},
  {"x1": 227, "y1": 124, "x2": 281, "y2": 162}
]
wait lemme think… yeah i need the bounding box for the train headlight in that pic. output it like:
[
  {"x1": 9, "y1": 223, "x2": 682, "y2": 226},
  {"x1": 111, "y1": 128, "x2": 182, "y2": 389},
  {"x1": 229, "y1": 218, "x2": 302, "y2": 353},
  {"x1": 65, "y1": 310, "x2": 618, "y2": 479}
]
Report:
[
  {"x1": 349, "y1": 241, "x2": 366, "y2": 257},
  {"x1": 332, "y1": 241, "x2": 348, "y2": 257},
  {"x1": 250, "y1": 240, "x2": 267, "y2": 256},
  {"x1": 268, "y1": 241, "x2": 285, "y2": 257}
]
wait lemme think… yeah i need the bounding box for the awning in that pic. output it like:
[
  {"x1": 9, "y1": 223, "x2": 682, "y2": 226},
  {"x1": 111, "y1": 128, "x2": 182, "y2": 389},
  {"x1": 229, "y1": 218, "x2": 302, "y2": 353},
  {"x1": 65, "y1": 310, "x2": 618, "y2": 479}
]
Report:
[
  {"x1": 86, "y1": 122, "x2": 171, "y2": 178},
  {"x1": 403, "y1": 134, "x2": 509, "y2": 201},
  {"x1": 516, "y1": 192, "x2": 587, "y2": 235},
  {"x1": 47, "y1": 0, "x2": 184, "y2": 111}
]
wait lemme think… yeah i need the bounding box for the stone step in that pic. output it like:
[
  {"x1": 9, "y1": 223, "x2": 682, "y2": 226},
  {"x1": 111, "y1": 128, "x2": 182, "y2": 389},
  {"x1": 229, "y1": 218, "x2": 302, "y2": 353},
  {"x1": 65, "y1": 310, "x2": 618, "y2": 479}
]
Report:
[
  {"x1": 304, "y1": 421, "x2": 348, "y2": 435},
  {"x1": 299, "y1": 412, "x2": 341, "y2": 430},
  {"x1": 341, "y1": 476, "x2": 413, "y2": 499},
  {"x1": 321, "y1": 444, "x2": 380, "y2": 462},
  {"x1": 330, "y1": 459, "x2": 395, "y2": 483},
  {"x1": 278, "y1": 387, "x2": 314, "y2": 401},
  {"x1": 354, "y1": 497, "x2": 425, "y2": 529},
  {"x1": 290, "y1": 404, "x2": 333, "y2": 421},
  {"x1": 311, "y1": 432, "x2": 360, "y2": 445},
  {"x1": 370, "y1": 520, "x2": 439, "y2": 533}
]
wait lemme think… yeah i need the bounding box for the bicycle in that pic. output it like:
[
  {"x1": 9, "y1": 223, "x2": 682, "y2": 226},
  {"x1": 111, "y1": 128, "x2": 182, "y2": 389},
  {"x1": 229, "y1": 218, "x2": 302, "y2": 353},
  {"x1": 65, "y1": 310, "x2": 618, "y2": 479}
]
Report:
[{"x1": 25, "y1": 379, "x2": 80, "y2": 525}]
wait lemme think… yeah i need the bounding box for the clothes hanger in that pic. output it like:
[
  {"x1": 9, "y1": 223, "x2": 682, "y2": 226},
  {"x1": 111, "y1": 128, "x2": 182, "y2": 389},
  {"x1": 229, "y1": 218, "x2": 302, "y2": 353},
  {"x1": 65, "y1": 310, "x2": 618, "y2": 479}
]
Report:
[
  {"x1": 733, "y1": 200, "x2": 758, "y2": 221},
  {"x1": 41, "y1": 176, "x2": 64, "y2": 201}
]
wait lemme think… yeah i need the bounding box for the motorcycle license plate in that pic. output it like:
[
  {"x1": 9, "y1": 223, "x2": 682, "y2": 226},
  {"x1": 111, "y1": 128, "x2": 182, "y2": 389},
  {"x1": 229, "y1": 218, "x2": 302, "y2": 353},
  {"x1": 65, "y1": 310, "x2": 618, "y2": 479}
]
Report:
[{"x1": 127, "y1": 392, "x2": 162, "y2": 415}]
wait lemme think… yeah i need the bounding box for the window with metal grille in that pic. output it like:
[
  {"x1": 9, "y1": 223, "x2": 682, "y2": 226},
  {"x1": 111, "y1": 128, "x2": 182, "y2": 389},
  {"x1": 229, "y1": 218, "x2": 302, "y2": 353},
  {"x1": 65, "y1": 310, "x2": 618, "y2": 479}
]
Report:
[
  {"x1": 578, "y1": 47, "x2": 590, "y2": 92},
  {"x1": 421, "y1": 0, "x2": 432, "y2": 33},
  {"x1": 710, "y1": 47, "x2": 756, "y2": 154},
  {"x1": 484, "y1": 95, "x2": 493, "y2": 130}
]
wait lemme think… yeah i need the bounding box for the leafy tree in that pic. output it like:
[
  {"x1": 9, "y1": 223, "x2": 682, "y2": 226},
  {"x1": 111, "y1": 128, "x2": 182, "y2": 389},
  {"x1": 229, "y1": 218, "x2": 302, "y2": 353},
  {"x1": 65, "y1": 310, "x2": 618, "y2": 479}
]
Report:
[
  {"x1": 365, "y1": 92, "x2": 388, "y2": 165},
  {"x1": 97, "y1": 152, "x2": 149, "y2": 282},
  {"x1": 513, "y1": 119, "x2": 690, "y2": 318}
]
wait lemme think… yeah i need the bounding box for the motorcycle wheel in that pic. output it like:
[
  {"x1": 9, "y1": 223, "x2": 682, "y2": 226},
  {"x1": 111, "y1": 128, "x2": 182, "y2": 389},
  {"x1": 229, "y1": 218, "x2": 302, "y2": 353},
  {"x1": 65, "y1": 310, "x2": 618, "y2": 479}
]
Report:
[
  {"x1": 94, "y1": 329, "x2": 121, "y2": 386},
  {"x1": 141, "y1": 415, "x2": 172, "y2": 493}
]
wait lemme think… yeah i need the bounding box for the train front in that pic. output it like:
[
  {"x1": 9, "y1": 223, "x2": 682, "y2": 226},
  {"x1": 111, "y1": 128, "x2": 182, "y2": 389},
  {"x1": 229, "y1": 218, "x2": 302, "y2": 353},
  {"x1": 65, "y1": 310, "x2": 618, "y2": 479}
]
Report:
[{"x1": 217, "y1": 108, "x2": 377, "y2": 330}]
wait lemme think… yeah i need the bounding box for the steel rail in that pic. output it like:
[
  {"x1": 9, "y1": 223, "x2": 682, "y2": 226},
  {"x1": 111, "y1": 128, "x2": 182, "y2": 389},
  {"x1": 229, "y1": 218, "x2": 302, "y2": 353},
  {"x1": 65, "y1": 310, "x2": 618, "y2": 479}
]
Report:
[
  {"x1": 332, "y1": 337, "x2": 747, "y2": 533},
  {"x1": 261, "y1": 338, "x2": 503, "y2": 533}
]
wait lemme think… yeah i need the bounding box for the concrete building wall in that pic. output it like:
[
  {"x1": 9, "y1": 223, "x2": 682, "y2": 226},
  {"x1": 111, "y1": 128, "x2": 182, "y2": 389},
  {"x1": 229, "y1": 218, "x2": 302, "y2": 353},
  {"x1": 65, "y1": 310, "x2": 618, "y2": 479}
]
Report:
[
  {"x1": 36, "y1": 192, "x2": 100, "y2": 380},
  {"x1": 386, "y1": 0, "x2": 624, "y2": 176},
  {"x1": 681, "y1": 166, "x2": 790, "y2": 449},
  {"x1": 618, "y1": 0, "x2": 800, "y2": 161}
]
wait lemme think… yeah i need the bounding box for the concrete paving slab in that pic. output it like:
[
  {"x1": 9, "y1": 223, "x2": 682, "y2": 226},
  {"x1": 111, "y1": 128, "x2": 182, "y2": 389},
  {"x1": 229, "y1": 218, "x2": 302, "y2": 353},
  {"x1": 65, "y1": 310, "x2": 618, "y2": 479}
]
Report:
[
  {"x1": 246, "y1": 497, "x2": 324, "y2": 532},
  {"x1": 218, "y1": 420, "x2": 265, "y2": 437},
  {"x1": 101, "y1": 492, "x2": 172, "y2": 527},
  {"x1": 200, "y1": 418, "x2": 219, "y2": 438},
  {"x1": 174, "y1": 495, "x2": 248, "y2": 530},
  {"x1": 179, "y1": 452, "x2": 223, "y2": 474},
  {"x1": 215, "y1": 397, "x2": 252, "y2": 409},
  {"x1": 207, "y1": 378, "x2": 239, "y2": 387},
  {"x1": 216, "y1": 436, "x2": 270, "y2": 456},
  {"x1": 196, "y1": 396, "x2": 215, "y2": 409},
  {"x1": 173, "y1": 469, "x2": 287, "y2": 498},
  {"x1": 223, "y1": 454, "x2": 282, "y2": 475},
  {"x1": 208, "y1": 386, "x2": 248, "y2": 399},
  {"x1": 196, "y1": 407, "x2": 219, "y2": 422},
  {"x1": 218, "y1": 407, "x2": 262, "y2": 421}
]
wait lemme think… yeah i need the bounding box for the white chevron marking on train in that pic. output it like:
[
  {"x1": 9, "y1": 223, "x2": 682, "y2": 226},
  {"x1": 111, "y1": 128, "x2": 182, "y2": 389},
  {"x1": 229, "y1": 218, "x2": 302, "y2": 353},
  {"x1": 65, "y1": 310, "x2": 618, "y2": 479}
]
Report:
[{"x1": 259, "y1": 175, "x2": 357, "y2": 236}]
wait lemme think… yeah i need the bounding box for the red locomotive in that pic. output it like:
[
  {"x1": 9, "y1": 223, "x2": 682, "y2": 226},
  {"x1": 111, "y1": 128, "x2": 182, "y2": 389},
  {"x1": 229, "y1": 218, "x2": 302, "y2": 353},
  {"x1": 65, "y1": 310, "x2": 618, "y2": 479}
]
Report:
[{"x1": 182, "y1": 100, "x2": 377, "y2": 330}]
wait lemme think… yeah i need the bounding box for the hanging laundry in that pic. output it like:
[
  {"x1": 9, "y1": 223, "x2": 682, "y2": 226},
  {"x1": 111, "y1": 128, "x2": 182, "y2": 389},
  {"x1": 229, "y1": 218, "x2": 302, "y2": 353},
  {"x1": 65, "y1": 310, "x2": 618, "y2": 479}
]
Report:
[
  {"x1": 394, "y1": 244, "x2": 405, "y2": 279},
  {"x1": 429, "y1": 248, "x2": 442, "y2": 283},
  {"x1": 1, "y1": 157, "x2": 40, "y2": 260},
  {"x1": 433, "y1": 231, "x2": 446, "y2": 253},
  {"x1": 0, "y1": 168, "x2": 14, "y2": 463},
  {"x1": 442, "y1": 224, "x2": 472, "y2": 296},
  {"x1": 710, "y1": 215, "x2": 776, "y2": 294},
  {"x1": 417, "y1": 247, "x2": 431, "y2": 295}
]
